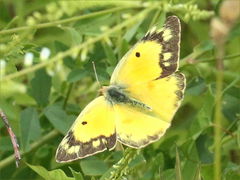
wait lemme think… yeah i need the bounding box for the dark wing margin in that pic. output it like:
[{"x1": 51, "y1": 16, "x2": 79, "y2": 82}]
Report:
[
  {"x1": 142, "y1": 16, "x2": 181, "y2": 79},
  {"x1": 56, "y1": 130, "x2": 116, "y2": 163},
  {"x1": 173, "y1": 72, "x2": 186, "y2": 107}
]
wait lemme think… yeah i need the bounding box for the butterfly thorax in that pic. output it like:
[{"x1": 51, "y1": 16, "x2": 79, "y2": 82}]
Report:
[{"x1": 101, "y1": 85, "x2": 152, "y2": 111}]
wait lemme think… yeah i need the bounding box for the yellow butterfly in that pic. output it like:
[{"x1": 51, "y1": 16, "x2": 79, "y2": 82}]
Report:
[{"x1": 56, "y1": 16, "x2": 185, "y2": 163}]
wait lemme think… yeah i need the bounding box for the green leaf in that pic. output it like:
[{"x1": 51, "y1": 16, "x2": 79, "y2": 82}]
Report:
[
  {"x1": 63, "y1": 27, "x2": 83, "y2": 46},
  {"x1": 27, "y1": 163, "x2": 74, "y2": 180},
  {"x1": 20, "y1": 107, "x2": 41, "y2": 151},
  {"x1": 224, "y1": 162, "x2": 240, "y2": 180},
  {"x1": 193, "y1": 40, "x2": 214, "y2": 57},
  {"x1": 189, "y1": 92, "x2": 214, "y2": 139},
  {"x1": 196, "y1": 134, "x2": 213, "y2": 163},
  {"x1": 129, "y1": 154, "x2": 145, "y2": 168},
  {"x1": 0, "y1": 137, "x2": 13, "y2": 151},
  {"x1": 67, "y1": 69, "x2": 89, "y2": 83},
  {"x1": 29, "y1": 69, "x2": 51, "y2": 107},
  {"x1": 222, "y1": 87, "x2": 240, "y2": 122},
  {"x1": 238, "y1": 121, "x2": 240, "y2": 148},
  {"x1": 80, "y1": 159, "x2": 109, "y2": 176},
  {"x1": 102, "y1": 42, "x2": 117, "y2": 66},
  {"x1": 162, "y1": 169, "x2": 175, "y2": 180},
  {"x1": 192, "y1": 165, "x2": 201, "y2": 180},
  {"x1": 69, "y1": 167, "x2": 84, "y2": 180},
  {"x1": 181, "y1": 141, "x2": 200, "y2": 180},
  {"x1": 201, "y1": 164, "x2": 214, "y2": 180},
  {"x1": 123, "y1": 20, "x2": 143, "y2": 42},
  {"x1": 181, "y1": 40, "x2": 214, "y2": 66},
  {"x1": 44, "y1": 104, "x2": 75, "y2": 134},
  {"x1": 75, "y1": 14, "x2": 114, "y2": 35},
  {"x1": 118, "y1": 39, "x2": 130, "y2": 59},
  {"x1": 54, "y1": 41, "x2": 76, "y2": 69},
  {"x1": 186, "y1": 77, "x2": 206, "y2": 96},
  {"x1": 175, "y1": 147, "x2": 182, "y2": 180}
]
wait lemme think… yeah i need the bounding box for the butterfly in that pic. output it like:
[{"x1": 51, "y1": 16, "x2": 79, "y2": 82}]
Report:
[{"x1": 56, "y1": 16, "x2": 185, "y2": 163}]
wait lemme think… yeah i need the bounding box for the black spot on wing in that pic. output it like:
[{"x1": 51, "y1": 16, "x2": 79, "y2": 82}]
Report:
[
  {"x1": 135, "y1": 52, "x2": 140, "y2": 57},
  {"x1": 82, "y1": 121, "x2": 87, "y2": 125}
]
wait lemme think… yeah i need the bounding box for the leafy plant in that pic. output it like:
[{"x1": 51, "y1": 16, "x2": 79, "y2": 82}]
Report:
[{"x1": 0, "y1": 0, "x2": 239, "y2": 180}]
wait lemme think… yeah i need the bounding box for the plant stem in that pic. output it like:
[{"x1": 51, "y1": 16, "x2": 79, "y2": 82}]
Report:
[
  {"x1": 108, "y1": 148, "x2": 138, "y2": 180},
  {"x1": 181, "y1": 53, "x2": 240, "y2": 66},
  {"x1": 0, "y1": 7, "x2": 131, "y2": 35},
  {"x1": 0, "y1": 109, "x2": 21, "y2": 167},
  {"x1": 213, "y1": 41, "x2": 225, "y2": 180},
  {"x1": 197, "y1": 53, "x2": 240, "y2": 63},
  {"x1": 0, "y1": 130, "x2": 59, "y2": 169},
  {"x1": 63, "y1": 83, "x2": 74, "y2": 110},
  {"x1": 1, "y1": 7, "x2": 154, "y2": 82}
]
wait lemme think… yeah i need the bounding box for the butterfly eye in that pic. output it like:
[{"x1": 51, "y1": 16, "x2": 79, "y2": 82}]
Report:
[
  {"x1": 82, "y1": 121, "x2": 87, "y2": 125},
  {"x1": 135, "y1": 52, "x2": 140, "y2": 57}
]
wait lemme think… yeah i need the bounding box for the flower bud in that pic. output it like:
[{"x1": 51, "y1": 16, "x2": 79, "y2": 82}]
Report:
[
  {"x1": 220, "y1": 0, "x2": 240, "y2": 26},
  {"x1": 210, "y1": 17, "x2": 229, "y2": 44},
  {"x1": 40, "y1": 47, "x2": 51, "y2": 61},
  {"x1": 24, "y1": 52, "x2": 34, "y2": 67}
]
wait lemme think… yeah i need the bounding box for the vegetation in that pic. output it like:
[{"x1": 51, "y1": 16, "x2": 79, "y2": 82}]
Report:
[{"x1": 0, "y1": 0, "x2": 239, "y2": 180}]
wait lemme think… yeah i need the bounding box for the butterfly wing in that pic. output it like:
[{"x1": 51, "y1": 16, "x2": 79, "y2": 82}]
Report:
[
  {"x1": 110, "y1": 16, "x2": 181, "y2": 86},
  {"x1": 110, "y1": 16, "x2": 185, "y2": 147},
  {"x1": 114, "y1": 73, "x2": 185, "y2": 148},
  {"x1": 114, "y1": 104, "x2": 170, "y2": 148},
  {"x1": 56, "y1": 96, "x2": 116, "y2": 163},
  {"x1": 126, "y1": 72, "x2": 185, "y2": 122}
]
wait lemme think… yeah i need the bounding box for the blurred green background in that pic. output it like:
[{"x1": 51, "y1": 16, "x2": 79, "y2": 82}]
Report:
[{"x1": 0, "y1": 0, "x2": 239, "y2": 180}]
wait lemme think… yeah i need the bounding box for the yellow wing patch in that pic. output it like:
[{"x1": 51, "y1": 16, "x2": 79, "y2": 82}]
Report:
[
  {"x1": 56, "y1": 96, "x2": 116, "y2": 163},
  {"x1": 125, "y1": 72, "x2": 185, "y2": 122},
  {"x1": 111, "y1": 41, "x2": 163, "y2": 86},
  {"x1": 111, "y1": 16, "x2": 181, "y2": 86},
  {"x1": 114, "y1": 104, "x2": 170, "y2": 148}
]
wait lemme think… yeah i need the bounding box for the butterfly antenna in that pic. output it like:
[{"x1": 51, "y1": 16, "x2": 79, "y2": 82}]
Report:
[{"x1": 92, "y1": 61, "x2": 101, "y2": 87}]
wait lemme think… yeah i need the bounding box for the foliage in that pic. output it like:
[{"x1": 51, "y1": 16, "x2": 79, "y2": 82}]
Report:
[{"x1": 0, "y1": 0, "x2": 239, "y2": 180}]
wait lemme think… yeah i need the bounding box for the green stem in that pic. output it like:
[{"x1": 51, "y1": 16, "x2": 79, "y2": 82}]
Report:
[
  {"x1": 175, "y1": 147, "x2": 182, "y2": 180},
  {"x1": 0, "y1": 130, "x2": 59, "y2": 169},
  {"x1": 0, "y1": 7, "x2": 131, "y2": 35},
  {"x1": 1, "y1": 7, "x2": 154, "y2": 82},
  {"x1": 63, "y1": 83, "x2": 74, "y2": 110},
  {"x1": 149, "y1": 8, "x2": 162, "y2": 28},
  {"x1": 3, "y1": 16, "x2": 19, "y2": 30},
  {"x1": 181, "y1": 53, "x2": 240, "y2": 67},
  {"x1": 108, "y1": 148, "x2": 138, "y2": 180},
  {"x1": 214, "y1": 70, "x2": 223, "y2": 180},
  {"x1": 197, "y1": 53, "x2": 240, "y2": 63},
  {"x1": 214, "y1": 42, "x2": 225, "y2": 180}
]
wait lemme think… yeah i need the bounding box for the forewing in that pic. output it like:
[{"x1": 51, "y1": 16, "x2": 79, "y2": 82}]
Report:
[
  {"x1": 56, "y1": 96, "x2": 116, "y2": 163},
  {"x1": 110, "y1": 16, "x2": 181, "y2": 86}
]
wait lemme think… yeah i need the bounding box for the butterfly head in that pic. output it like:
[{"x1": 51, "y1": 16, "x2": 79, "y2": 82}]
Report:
[{"x1": 99, "y1": 86, "x2": 107, "y2": 95}]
